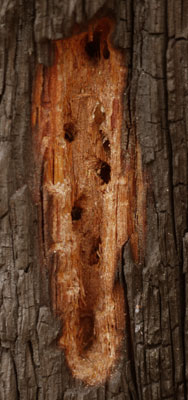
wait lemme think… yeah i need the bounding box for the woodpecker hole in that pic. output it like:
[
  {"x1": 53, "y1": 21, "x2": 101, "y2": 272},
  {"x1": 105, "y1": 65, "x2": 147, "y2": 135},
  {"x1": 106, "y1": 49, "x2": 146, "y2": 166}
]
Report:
[
  {"x1": 85, "y1": 31, "x2": 100, "y2": 60},
  {"x1": 64, "y1": 122, "x2": 77, "y2": 142},
  {"x1": 71, "y1": 206, "x2": 82, "y2": 221},
  {"x1": 98, "y1": 161, "x2": 111, "y2": 184}
]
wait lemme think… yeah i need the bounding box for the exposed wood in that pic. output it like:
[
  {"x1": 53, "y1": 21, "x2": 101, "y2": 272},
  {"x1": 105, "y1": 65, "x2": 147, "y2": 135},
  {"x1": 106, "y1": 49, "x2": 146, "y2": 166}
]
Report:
[{"x1": 32, "y1": 17, "x2": 145, "y2": 385}]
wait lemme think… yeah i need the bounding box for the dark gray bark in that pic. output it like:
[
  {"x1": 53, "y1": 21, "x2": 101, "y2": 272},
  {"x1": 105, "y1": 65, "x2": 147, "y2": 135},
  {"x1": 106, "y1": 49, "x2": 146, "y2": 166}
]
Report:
[{"x1": 0, "y1": 0, "x2": 188, "y2": 399}]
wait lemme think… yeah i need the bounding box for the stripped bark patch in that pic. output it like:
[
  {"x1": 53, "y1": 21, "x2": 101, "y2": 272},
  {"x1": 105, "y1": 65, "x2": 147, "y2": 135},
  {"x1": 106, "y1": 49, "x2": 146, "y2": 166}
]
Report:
[{"x1": 32, "y1": 17, "x2": 146, "y2": 385}]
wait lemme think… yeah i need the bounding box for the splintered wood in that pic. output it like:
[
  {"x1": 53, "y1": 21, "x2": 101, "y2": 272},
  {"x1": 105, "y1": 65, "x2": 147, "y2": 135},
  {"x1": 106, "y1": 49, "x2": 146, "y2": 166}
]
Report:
[{"x1": 32, "y1": 17, "x2": 145, "y2": 385}]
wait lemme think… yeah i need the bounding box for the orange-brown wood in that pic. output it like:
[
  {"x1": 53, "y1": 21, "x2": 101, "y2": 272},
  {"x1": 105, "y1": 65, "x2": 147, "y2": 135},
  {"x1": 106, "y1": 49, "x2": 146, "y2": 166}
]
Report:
[{"x1": 32, "y1": 17, "x2": 146, "y2": 385}]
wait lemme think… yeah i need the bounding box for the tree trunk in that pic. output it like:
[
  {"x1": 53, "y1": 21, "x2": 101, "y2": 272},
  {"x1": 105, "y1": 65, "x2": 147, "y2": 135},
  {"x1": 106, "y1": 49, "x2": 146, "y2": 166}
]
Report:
[{"x1": 0, "y1": 1, "x2": 188, "y2": 399}]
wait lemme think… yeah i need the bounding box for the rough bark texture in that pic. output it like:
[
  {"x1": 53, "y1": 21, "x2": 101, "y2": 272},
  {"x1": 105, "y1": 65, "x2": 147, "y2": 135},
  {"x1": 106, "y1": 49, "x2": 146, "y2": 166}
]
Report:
[{"x1": 0, "y1": 0, "x2": 188, "y2": 399}]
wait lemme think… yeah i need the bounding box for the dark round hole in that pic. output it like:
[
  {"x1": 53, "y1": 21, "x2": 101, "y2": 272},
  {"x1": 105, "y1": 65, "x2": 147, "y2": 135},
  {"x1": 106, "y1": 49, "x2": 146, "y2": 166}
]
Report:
[
  {"x1": 103, "y1": 41, "x2": 110, "y2": 59},
  {"x1": 65, "y1": 131, "x2": 73, "y2": 142},
  {"x1": 85, "y1": 32, "x2": 100, "y2": 60},
  {"x1": 71, "y1": 206, "x2": 82, "y2": 221},
  {"x1": 99, "y1": 161, "x2": 111, "y2": 184},
  {"x1": 64, "y1": 123, "x2": 76, "y2": 142}
]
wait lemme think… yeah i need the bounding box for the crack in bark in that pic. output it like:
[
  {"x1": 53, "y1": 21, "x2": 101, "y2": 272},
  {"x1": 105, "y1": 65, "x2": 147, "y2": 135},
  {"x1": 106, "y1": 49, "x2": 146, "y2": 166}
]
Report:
[
  {"x1": 164, "y1": 2, "x2": 177, "y2": 252},
  {"x1": 11, "y1": 351, "x2": 20, "y2": 400}
]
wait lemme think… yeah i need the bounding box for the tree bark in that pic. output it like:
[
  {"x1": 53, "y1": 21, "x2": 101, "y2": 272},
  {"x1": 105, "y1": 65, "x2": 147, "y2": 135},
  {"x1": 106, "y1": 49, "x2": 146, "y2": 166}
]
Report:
[{"x1": 0, "y1": 1, "x2": 188, "y2": 399}]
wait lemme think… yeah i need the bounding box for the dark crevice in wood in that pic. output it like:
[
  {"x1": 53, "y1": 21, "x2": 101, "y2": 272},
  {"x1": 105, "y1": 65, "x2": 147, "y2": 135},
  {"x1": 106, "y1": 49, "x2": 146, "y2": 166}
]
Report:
[
  {"x1": 139, "y1": 30, "x2": 143, "y2": 70},
  {"x1": 97, "y1": 161, "x2": 111, "y2": 184},
  {"x1": 36, "y1": 387, "x2": 39, "y2": 400},
  {"x1": 50, "y1": 253, "x2": 59, "y2": 317},
  {"x1": 158, "y1": 288, "x2": 162, "y2": 337},
  {"x1": 0, "y1": 46, "x2": 8, "y2": 103},
  {"x1": 28, "y1": 340, "x2": 39, "y2": 397},
  {"x1": 11, "y1": 352, "x2": 20, "y2": 400},
  {"x1": 71, "y1": 206, "x2": 83, "y2": 221},
  {"x1": 85, "y1": 32, "x2": 101, "y2": 60},
  {"x1": 82, "y1": 0, "x2": 87, "y2": 21},
  {"x1": 180, "y1": 243, "x2": 187, "y2": 399},
  {"x1": 0, "y1": 210, "x2": 9, "y2": 220},
  {"x1": 40, "y1": 161, "x2": 46, "y2": 258},
  {"x1": 41, "y1": 66, "x2": 47, "y2": 105},
  {"x1": 125, "y1": 105, "x2": 131, "y2": 152},
  {"x1": 13, "y1": 21, "x2": 19, "y2": 98},
  {"x1": 129, "y1": 0, "x2": 134, "y2": 83},
  {"x1": 9, "y1": 213, "x2": 16, "y2": 269},
  {"x1": 175, "y1": 36, "x2": 188, "y2": 42},
  {"x1": 28, "y1": 340, "x2": 35, "y2": 366},
  {"x1": 158, "y1": 350, "x2": 162, "y2": 399},
  {"x1": 129, "y1": 391, "x2": 135, "y2": 400},
  {"x1": 183, "y1": 87, "x2": 188, "y2": 398},
  {"x1": 125, "y1": 1, "x2": 134, "y2": 152},
  {"x1": 114, "y1": 252, "x2": 124, "y2": 288},
  {"x1": 55, "y1": 254, "x2": 58, "y2": 315},
  {"x1": 122, "y1": 241, "x2": 139, "y2": 399},
  {"x1": 64, "y1": 123, "x2": 77, "y2": 142},
  {"x1": 163, "y1": 3, "x2": 177, "y2": 252},
  {"x1": 52, "y1": 149, "x2": 55, "y2": 184},
  {"x1": 127, "y1": 0, "x2": 135, "y2": 145},
  {"x1": 104, "y1": 381, "x2": 107, "y2": 400},
  {"x1": 25, "y1": 262, "x2": 32, "y2": 273},
  {"x1": 167, "y1": 295, "x2": 176, "y2": 394}
]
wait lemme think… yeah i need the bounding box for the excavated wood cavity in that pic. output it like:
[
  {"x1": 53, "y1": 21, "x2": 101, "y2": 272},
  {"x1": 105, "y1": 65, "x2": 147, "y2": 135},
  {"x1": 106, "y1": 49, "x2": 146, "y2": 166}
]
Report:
[{"x1": 32, "y1": 17, "x2": 146, "y2": 385}]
